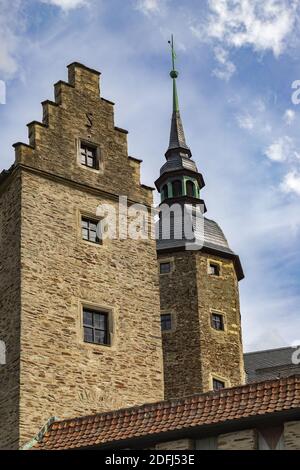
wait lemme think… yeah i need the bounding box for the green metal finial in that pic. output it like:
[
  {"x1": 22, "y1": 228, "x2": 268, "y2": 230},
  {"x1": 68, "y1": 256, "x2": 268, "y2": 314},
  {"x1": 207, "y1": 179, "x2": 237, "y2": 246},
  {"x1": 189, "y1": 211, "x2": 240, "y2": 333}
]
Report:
[{"x1": 168, "y1": 35, "x2": 179, "y2": 112}]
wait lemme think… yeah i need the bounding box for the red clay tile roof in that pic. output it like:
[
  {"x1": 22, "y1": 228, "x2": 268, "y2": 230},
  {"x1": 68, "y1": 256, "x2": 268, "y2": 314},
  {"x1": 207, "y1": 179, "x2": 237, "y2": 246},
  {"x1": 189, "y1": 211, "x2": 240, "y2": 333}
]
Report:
[{"x1": 35, "y1": 375, "x2": 300, "y2": 450}]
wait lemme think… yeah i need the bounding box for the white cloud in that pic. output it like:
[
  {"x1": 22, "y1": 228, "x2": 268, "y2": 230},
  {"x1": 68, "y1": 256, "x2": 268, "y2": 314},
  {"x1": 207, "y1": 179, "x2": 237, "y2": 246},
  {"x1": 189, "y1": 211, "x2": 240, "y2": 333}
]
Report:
[
  {"x1": 135, "y1": 0, "x2": 162, "y2": 15},
  {"x1": 236, "y1": 113, "x2": 255, "y2": 130},
  {"x1": 283, "y1": 109, "x2": 296, "y2": 125},
  {"x1": 265, "y1": 136, "x2": 294, "y2": 162},
  {"x1": 212, "y1": 46, "x2": 236, "y2": 81},
  {"x1": 0, "y1": 0, "x2": 22, "y2": 77},
  {"x1": 281, "y1": 170, "x2": 300, "y2": 195},
  {"x1": 41, "y1": 0, "x2": 89, "y2": 10},
  {"x1": 206, "y1": 0, "x2": 299, "y2": 57}
]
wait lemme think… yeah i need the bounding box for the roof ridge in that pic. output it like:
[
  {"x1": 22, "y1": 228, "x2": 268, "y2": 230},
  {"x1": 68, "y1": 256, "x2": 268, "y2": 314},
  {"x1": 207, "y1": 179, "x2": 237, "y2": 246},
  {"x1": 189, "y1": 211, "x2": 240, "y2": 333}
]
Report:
[{"x1": 244, "y1": 345, "x2": 294, "y2": 356}]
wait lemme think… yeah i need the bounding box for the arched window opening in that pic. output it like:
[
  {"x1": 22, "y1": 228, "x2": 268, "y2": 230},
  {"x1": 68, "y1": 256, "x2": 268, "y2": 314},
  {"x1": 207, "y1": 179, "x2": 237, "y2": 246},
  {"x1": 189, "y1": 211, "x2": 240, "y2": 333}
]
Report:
[
  {"x1": 172, "y1": 180, "x2": 182, "y2": 197},
  {"x1": 186, "y1": 180, "x2": 196, "y2": 197},
  {"x1": 162, "y1": 185, "x2": 168, "y2": 200}
]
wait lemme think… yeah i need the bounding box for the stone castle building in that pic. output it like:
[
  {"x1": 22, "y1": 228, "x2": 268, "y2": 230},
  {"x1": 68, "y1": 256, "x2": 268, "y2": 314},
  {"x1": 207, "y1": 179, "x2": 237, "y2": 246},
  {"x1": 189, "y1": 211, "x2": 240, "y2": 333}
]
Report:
[{"x1": 0, "y1": 53, "x2": 299, "y2": 451}]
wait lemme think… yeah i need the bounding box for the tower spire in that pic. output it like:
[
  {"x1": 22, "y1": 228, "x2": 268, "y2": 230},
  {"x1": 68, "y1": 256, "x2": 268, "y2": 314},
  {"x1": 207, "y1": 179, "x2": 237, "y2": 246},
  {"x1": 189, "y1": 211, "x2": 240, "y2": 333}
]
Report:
[{"x1": 167, "y1": 35, "x2": 190, "y2": 157}]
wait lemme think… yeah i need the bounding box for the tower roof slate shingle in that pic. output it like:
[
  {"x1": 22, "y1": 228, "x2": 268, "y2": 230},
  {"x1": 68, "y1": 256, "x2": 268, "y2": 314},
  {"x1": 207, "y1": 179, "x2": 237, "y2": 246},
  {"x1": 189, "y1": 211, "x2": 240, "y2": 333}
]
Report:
[
  {"x1": 245, "y1": 347, "x2": 300, "y2": 383},
  {"x1": 34, "y1": 375, "x2": 300, "y2": 450}
]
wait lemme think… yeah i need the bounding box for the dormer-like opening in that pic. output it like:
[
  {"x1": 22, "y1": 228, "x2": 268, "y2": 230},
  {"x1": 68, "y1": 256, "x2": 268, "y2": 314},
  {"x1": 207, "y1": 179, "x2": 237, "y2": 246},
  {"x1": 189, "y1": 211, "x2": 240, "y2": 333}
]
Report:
[
  {"x1": 172, "y1": 180, "x2": 182, "y2": 197},
  {"x1": 186, "y1": 180, "x2": 196, "y2": 197},
  {"x1": 162, "y1": 184, "x2": 169, "y2": 200}
]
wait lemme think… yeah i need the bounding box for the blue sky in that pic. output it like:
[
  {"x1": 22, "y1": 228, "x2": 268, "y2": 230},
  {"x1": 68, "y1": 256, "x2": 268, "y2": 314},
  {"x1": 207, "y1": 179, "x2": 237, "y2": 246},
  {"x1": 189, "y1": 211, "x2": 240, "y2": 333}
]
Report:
[{"x1": 1, "y1": 0, "x2": 300, "y2": 352}]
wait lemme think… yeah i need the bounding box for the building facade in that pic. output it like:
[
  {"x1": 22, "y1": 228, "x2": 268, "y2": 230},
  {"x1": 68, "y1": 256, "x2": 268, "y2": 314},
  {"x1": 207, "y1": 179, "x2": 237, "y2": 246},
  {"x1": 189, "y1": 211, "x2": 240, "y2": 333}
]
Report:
[{"x1": 0, "y1": 63, "x2": 165, "y2": 450}]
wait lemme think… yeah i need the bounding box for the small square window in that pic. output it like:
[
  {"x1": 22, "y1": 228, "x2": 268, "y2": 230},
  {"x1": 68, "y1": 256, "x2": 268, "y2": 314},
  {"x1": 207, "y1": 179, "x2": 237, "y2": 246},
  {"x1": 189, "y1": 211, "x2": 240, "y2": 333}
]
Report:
[
  {"x1": 208, "y1": 262, "x2": 220, "y2": 276},
  {"x1": 161, "y1": 314, "x2": 172, "y2": 331},
  {"x1": 160, "y1": 262, "x2": 171, "y2": 274},
  {"x1": 211, "y1": 313, "x2": 224, "y2": 331},
  {"x1": 80, "y1": 142, "x2": 98, "y2": 169},
  {"x1": 81, "y1": 217, "x2": 101, "y2": 244},
  {"x1": 213, "y1": 378, "x2": 225, "y2": 391},
  {"x1": 83, "y1": 308, "x2": 109, "y2": 346}
]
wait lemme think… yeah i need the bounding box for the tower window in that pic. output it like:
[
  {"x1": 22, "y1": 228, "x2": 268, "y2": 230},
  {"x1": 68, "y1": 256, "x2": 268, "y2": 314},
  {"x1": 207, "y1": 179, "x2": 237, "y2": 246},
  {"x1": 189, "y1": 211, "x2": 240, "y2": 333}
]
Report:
[
  {"x1": 186, "y1": 180, "x2": 196, "y2": 197},
  {"x1": 162, "y1": 184, "x2": 169, "y2": 200},
  {"x1": 83, "y1": 309, "x2": 109, "y2": 345},
  {"x1": 160, "y1": 262, "x2": 171, "y2": 274},
  {"x1": 161, "y1": 314, "x2": 172, "y2": 331},
  {"x1": 81, "y1": 217, "x2": 101, "y2": 244},
  {"x1": 208, "y1": 262, "x2": 220, "y2": 276},
  {"x1": 80, "y1": 142, "x2": 98, "y2": 169},
  {"x1": 213, "y1": 378, "x2": 225, "y2": 391},
  {"x1": 172, "y1": 180, "x2": 182, "y2": 197},
  {"x1": 211, "y1": 313, "x2": 224, "y2": 331}
]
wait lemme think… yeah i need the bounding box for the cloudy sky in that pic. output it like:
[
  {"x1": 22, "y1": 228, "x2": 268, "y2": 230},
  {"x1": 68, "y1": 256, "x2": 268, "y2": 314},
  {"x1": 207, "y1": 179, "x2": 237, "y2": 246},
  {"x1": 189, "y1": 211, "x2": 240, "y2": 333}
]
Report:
[{"x1": 1, "y1": 0, "x2": 300, "y2": 352}]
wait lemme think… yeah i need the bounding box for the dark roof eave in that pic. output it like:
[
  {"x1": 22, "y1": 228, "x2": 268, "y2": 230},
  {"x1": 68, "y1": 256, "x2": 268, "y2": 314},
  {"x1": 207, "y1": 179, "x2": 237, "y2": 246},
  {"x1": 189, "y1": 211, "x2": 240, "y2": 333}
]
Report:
[
  {"x1": 157, "y1": 244, "x2": 244, "y2": 281},
  {"x1": 165, "y1": 146, "x2": 192, "y2": 159}
]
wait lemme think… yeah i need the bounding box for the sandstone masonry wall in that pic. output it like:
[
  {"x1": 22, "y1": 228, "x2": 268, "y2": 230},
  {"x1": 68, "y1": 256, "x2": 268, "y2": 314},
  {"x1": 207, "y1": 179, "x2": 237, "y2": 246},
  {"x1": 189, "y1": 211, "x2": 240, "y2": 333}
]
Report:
[
  {"x1": 1, "y1": 63, "x2": 164, "y2": 448},
  {"x1": 0, "y1": 172, "x2": 22, "y2": 449},
  {"x1": 159, "y1": 250, "x2": 245, "y2": 399}
]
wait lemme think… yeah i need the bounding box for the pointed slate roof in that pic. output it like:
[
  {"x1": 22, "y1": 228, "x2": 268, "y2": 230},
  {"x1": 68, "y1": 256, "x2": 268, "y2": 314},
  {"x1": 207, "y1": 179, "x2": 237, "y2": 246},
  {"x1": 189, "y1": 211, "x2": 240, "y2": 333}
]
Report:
[{"x1": 166, "y1": 36, "x2": 191, "y2": 158}]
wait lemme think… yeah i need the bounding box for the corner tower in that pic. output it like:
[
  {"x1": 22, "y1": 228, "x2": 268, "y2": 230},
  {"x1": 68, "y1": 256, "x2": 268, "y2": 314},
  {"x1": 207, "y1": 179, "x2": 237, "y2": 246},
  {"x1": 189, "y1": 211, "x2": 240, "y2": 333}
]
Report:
[{"x1": 156, "y1": 37, "x2": 245, "y2": 399}]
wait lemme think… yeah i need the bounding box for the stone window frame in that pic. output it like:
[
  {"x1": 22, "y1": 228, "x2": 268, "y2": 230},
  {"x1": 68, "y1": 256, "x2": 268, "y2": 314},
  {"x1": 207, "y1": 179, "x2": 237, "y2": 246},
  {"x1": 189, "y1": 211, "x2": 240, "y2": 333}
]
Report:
[
  {"x1": 207, "y1": 258, "x2": 223, "y2": 278},
  {"x1": 160, "y1": 310, "x2": 176, "y2": 334},
  {"x1": 159, "y1": 257, "x2": 175, "y2": 276},
  {"x1": 78, "y1": 210, "x2": 104, "y2": 247},
  {"x1": 78, "y1": 300, "x2": 115, "y2": 350},
  {"x1": 210, "y1": 309, "x2": 227, "y2": 333},
  {"x1": 77, "y1": 138, "x2": 103, "y2": 173},
  {"x1": 210, "y1": 373, "x2": 230, "y2": 392}
]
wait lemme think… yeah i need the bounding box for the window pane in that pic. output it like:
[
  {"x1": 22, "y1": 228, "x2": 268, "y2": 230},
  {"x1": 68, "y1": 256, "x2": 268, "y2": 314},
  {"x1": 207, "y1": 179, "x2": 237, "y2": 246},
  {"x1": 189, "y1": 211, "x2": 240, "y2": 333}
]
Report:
[
  {"x1": 160, "y1": 262, "x2": 171, "y2": 274},
  {"x1": 89, "y1": 231, "x2": 97, "y2": 242},
  {"x1": 84, "y1": 327, "x2": 93, "y2": 343},
  {"x1": 81, "y1": 218, "x2": 101, "y2": 243},
  {"x1": 83, "y1": 310, "x2": 93, "y2": 326},
  {"x1": 89, "y1": 222, "x2": 97, "y2": 232},
  {"x1": 94, "y1": 313, "x2": 106, "y2": 330},
  {"x1": 161, "y1": 314, "x2": 172, "y2": 331},
  {"x1": 212, "y1": 313, "x2": 224, "y2": 331},
  {"x1": 94, "y1": 329, "x2": 107, "y2": 345},
  {"x1": 213, "y1": 379, "x2": 225, "y2": 391},
  {"x1": 87, "y1": 156, "x2": 94, "y2": 167},
  {"x1": 209, "y1": 263, "x2": 220, "y2": 276},
  {"x1": 80, "y1": 143, "x2": 97, "y2": 169},
  {"x1": 83, "y1": 309, "x2": 108, "y2": 345},
  {"x1": 82, "y1": 228, "x2": 89, "y2": 240}
]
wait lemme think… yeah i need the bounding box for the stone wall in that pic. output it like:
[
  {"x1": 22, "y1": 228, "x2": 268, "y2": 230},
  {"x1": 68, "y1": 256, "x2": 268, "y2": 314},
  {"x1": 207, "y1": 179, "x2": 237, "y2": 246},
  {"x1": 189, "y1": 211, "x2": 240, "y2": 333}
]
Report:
[
  {"x1": 1, "y1": 63, "x2": 164, "y2": 448},
  {"x1": 217, "y1": 429, "x2": 257, "y2": 450},
  {"x1": 196, "y1": 253, "x2": 245, "y2": 391},
  {"x1": 284, "y1": 421, "x2": 300, "y2": 450},
  {"x1": 158, "y1": 252, "x2": 203, "y2": 399},
  {"x1": 159, "y1": 250, "x2": 245, "y2": 399},
  {"x1": 0, "y1": 172, "x2": 22, "y2": 449},
  {"x1": 155, "y1": 439, "x2": 194, "y2": 450}
]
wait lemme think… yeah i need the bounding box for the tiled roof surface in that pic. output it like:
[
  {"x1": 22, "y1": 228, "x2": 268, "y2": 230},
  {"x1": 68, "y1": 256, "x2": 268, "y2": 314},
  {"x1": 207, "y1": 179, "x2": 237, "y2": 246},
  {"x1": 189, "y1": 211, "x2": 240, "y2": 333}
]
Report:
[{"x1": 35, "y1": 375, "x2": 300, "y2": 450}]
